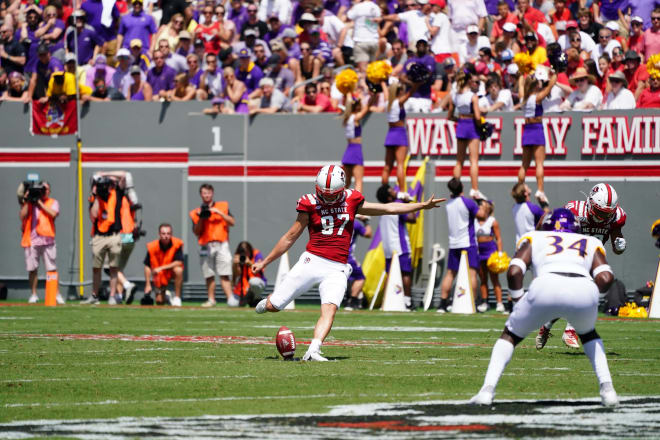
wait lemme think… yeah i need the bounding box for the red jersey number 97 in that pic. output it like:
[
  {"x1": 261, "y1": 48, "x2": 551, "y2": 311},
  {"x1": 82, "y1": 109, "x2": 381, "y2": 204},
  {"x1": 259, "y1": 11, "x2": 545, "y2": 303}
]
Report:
[{"x1": 321, "y1": 214, "x2": 350, "y2": 235}]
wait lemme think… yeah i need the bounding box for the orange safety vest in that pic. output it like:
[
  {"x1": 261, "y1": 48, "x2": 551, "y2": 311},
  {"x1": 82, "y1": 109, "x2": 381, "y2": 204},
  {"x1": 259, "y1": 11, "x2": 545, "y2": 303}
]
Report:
[
  {"x1": 189, "y1": 201, "x2": 229, "y2": 245},
  {"x1": 147, "y1": 237, "x2": 184, "y2": 287},
  {"x1": 21, "y1": 198, "x2": 56, "y2": 248},
  {"x1": 120, "y1": 196, "x2": 135, "y2": 234},
  {"x1": 94, "y1": 189, "x2": 120, "y2": 235},
  {"x1": 233, "y1": 248, "x2": 263, "y2": 296}
]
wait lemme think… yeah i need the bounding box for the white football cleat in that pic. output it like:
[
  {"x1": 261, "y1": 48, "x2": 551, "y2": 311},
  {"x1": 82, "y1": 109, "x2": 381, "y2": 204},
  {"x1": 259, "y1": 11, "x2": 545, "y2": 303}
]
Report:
[
  {"x1": 469, "y1": 386, "x2": 494, "y2": 405},
  {"x1": 600, "y1": 382, "x2": 619, "y2": 407},
  {"x1": 28, "y1": 294, "x2": 38, "y2": 304},
  {"x1": 302, "y1": 350, "x2": 328, "y2": 362},
  {"x1": 170, "y1": 296, "x2": 182, "y2": 307},
  {"x1": 255, "y1": 298, "x2": 268, "y2": 314},
  {"x1": 56, "y1": 293, "x2": 66, "y2": 305},
  {"x1": 562, "y1": 328, "x2": 580, "y2": 348}
]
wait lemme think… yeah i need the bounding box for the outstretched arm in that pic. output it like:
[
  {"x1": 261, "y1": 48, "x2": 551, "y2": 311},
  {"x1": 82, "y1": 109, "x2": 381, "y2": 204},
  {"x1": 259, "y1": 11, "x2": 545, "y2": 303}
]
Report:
[
  {"x1": 357, "y1": 195, "x2": 445, "y2": 216},
  {"x1": 251, "y1": 212, "x2": 308, "y2": 273}
]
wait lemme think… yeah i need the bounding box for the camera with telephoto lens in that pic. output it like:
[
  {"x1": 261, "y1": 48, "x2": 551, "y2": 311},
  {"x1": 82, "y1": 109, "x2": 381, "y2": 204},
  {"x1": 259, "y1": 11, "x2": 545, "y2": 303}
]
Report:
[
  {"x1": 23, "y1": 181, "x2": 45, "y2": 203},
  {"x1": 199, "y1": 204, "x2": 211, "y2": 219},
  {"x1": 237, "y1": 248, "x2": 248, "y2": 265},
  {"x1": 92, "y1": 176, "x2": 115, "y2": 201}
]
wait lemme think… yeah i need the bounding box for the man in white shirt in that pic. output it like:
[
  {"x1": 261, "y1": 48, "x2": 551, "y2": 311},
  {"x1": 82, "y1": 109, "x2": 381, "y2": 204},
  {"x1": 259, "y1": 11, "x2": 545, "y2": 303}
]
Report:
[
  {"x1": 317, "y1": 8, "x2": 352, "y2": 66},
  {"x1": 381, "y1": 0, "x2": 432, "y2": 51},
  {"x1": 257, "y1": 0, "x2": 292, "y2": 26},
  {"x1": 448, "y1": 0, "x2": 487, "y2": 45},
  {"x1": 561, "y1": 67, "x2": 603, "y2": 111},
  {"x1": 558, "y1": 20, "x2": 596, "y2": 53},
  {"x1": 346, "y1": 0, "x2": 381, "y2": 71},
  {"x1": 601, "y1": 71, "x2": 636, "y2": 110},
  {"x1": 590, "y1": 28, "x2": 621, "y2": 73},
  {"x1": 429, "y1": 0, "x2": 454, "y2": 61},
  {"x1": 458, "y1": 24, "x2": 490, "y2": 64},
  {"x1": 479, "y1": 75, "x2": 513, "y2": 112}
]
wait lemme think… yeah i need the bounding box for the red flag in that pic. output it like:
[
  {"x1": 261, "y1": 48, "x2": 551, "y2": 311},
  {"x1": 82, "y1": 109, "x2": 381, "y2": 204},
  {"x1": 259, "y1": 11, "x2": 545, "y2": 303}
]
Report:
[{"x1": 30, "y1": 100, "x2": 78, "y2": 136}]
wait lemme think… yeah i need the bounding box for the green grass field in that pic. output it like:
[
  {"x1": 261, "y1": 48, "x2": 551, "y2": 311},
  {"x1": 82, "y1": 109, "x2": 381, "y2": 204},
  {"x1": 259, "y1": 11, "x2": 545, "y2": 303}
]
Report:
[{"x1": 2, "y1": 302, "x2": 660, "y2": 437}]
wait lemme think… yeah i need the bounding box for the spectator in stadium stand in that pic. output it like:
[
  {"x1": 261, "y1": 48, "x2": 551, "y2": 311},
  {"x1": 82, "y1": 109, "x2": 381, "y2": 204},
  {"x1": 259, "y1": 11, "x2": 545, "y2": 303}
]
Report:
[
  {"x1": 601, "y1": 70, "x2": 636, "y2": 109},
  {"x1": 296, "y1": 41, "x2": 316, "y2": 83},
  {"x1": 203, "y1": 96, "x2": 234, "y2": 114},
  {"x1": 264, "y1": 53, "x2": 295, "y2": 95},
  {"x1": 241, "y1": 3, "x2": 268, "y2": 39},
  {"x1": 35, "y1": 6, "x2": 65, "y2": 60},
  {"x1": 2, "y1": 71, "x2": 28, "y2": 101},
  {"x1": 160, "y1": 0, "x2": 192, "y2": 27},
  {"x1": 64, "y1": 10, "x2": 101, "y2": 66},
  {"x1": 228, "y1": 0, "x2": 248, "y2": 34},
  {"x1": 560, "y1": 67, "x2": 603, "y2": 111},
  {"x1": 515, "y1": 0, "x2": 546, "y2": 31},
  {"x1": 235, "y1": 30, "x2": 271, "y2": 62},
  {"x1": 128, "y1": 65, "x2": 153, "y2": 100},
  {"x1": 163, "y1": 72, "x2": 195, "y2": 100},
  {"x1": 607, "y1": 21, "x2": 626, "y2": 51},
  {"x1": 0, "y1": 23, "x2": 26, "y2": 76},
  {"x1": 522, "y1": 31, "x2": 547, "y2": 67},
  {"x1": 381, "y1": 0, "x2": 432, "y2": 51},
  {"x1": 490, "y1": 1, "x2": 518, "y2": 45},
  {"x1": 584, "y1": 58, "x2": 601, "y2": 88},
  {"x1": 403, "y1": 39, "x2": 437, "y2": 113},
  {"x1": 577, "y1": 7, "x2": 602, "y2": 43},
  {"x1": 147, "y1": 49, "x2": 176, "y2": 100},
  {"x1": 248, "y1": 77, "x2": 289, "y2": 113},
  {"x1": 479, "y1": 74, "x2": 514, "y2": 112},
  {"x1": 636, "y1": 74, "x2": 660, "y2": 108},
  {"x1": 346, "y1": 0, "x2": 381, "y2": 72},
  {"x1": 609, "y1": 46, "x2": 624, "y2": 72},
  {"x1": 215, "y1": 4, "x2": 237, "y2": 47},
  {"x1": 18, "y1": 5, "x2": 43, "y2": 75},
  {"x1": 314, "y1": 6, "x2": 348, "y2": 65},
  {"x1": 390, "y1": 39, "x2": 408, "y2": 76},
  {"x1": 63, "y1": 52, "x2": 86, "y2": 85},
  {"x1": 479, "y1": 47, "x2": 502, "y2": 76},
  {"x1": 129, "y1": 39, "x2": 151, "y2": 71},
  {"x1": 590, "y1": 27, "x2": 620, "y2": 70},
  {"x1": 622, "y1": 49, "x2": 648, "y2": 100},
  {"x1": 117, "y1": 0, "x2": 156, "y2": 52},
  {"x1": 186, "y1": 53, "x2": 202, "y2": 87},
  {"x1": 85, "y1": 54, "x2": 115, "y2": 89},
  {"x1": 196, "y1": 52, "x2": 222, "y2": 100},
  {"x1": 597, "y1": 54, "x2": 611, "y2": 93},
  {"x1": 447, "y1": 0, "x2": 487, "y2": 45},
  {"x1": 263, "y1": 14, "x2": 291, "y2": 43},
  {"x1": 281, "y1": 27, "x2": 301, "y2": 58},
  {"x1": 307, "y1": 25, "x2": 333, "y2": 70},
  {"x1": 566, "y1": 19, "x2": 596, "y2": 54},
  {"x1": 235, "y1": 47, "x2": 263, "y2": 94},
  {"x1": 157, "y1": 38, "x2": 187, "y2": 74},
  {"x1": 294, "y1": 81, "x2": 335, "y2": 112},
  {"x1": 88, "y1": 77, "x2": 122, "y2": 101},
  {"x1": 81, "y1": 0, "x2": 119, "y2": 59},
  {"x1": 428, "y1": 0, "x2": 452, "y2": 61},
  {"x1": 565, "y1": 47, "x2": 584, "y2": 78},
  {"x1": 189, "y1": 183, "x2": 237, "y2": 308},
  {"x1": 194, "y1": 5, "x2": 223, "y2": 54},
  {"x1": 497, "y1": 22, "x2": 522, "y2": 54},
  {"x1": 643, "y1": 8, "x2": 660, "y2": 61},
  {"x1": 154, "y1": 12, "x2": 185, "y2": 53},
  {"x1": 26, "y1": 44, "x2": 63, "y2": 101},
  {"x1": 142, "y1": 223, "x2": 184, "y2": 306},
  {"x1": 628, "y1": 16, "x2": 645, "y2": 54},
  {"x1": 459, "y1": 24, "x2": 491, "y2": 64},
  {"x1": 257, "y1": 0, "x2": 293, "y2": 26},
  {"x1": 549, "y1": 0, "x2": 570, "y2": 24},
  {"x1": 175, "y1": 31, "x2": 193, "y2": 56},
  {"x1": 111, "y1": 48, "x2": 133, "y2": 91},
  {"x1": 223, "y1": 65, "x2": 249, "y2": 112},
  {"x1": 0, "y1": 68, "x2": 7, "y2": 94},
  {"x1": 447, "y1": 68, "x2": 487, "y2": 200}
]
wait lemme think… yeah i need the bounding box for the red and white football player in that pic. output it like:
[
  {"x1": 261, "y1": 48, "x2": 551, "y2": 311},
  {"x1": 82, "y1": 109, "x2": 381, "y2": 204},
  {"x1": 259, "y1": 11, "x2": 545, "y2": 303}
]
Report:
[
  {"x1": 252, "y1": 165, "x2": 445, "y2": 361},
  {"x1": 536, "y1": 183, "x2": 627, "y2": 350}
]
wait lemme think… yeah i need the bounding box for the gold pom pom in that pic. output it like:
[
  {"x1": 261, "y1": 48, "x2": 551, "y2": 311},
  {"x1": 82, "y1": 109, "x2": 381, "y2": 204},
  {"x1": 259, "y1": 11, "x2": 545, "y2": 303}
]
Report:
[
  {"x1": 366, "y1": 60, "x2": 392, "y2": 85},
  {"x1": 513, "y1": 53, "x2": 534, "y2": 75},
  {"x1": 335, "y1": 68, "x2": 358, "y2": 95},
  {"x1": 647, "y1": 54, "x2": 660, "y2": 80},
  {"x1": 486, "y1": 251, "x2": 511, "y2": 274}
]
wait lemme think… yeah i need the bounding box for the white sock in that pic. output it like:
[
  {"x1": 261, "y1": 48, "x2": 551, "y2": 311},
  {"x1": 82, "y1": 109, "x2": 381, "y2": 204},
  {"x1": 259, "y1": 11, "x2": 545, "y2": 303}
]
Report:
[
  {"x1": 483, "y1": 338, "x2": 515, "y2": 389},
  {"x1": 565, "y1": 323, "x2": 575, "y2": 331},
  {"x1": 308, "y1": 338, "x2": 322, "y2": 353},
  {"x1": 123, "y1": 280, "x2": 131, "y2": 289},
  {"x1": 583, "y1": 338, "x2": 613, "y2": 385}
]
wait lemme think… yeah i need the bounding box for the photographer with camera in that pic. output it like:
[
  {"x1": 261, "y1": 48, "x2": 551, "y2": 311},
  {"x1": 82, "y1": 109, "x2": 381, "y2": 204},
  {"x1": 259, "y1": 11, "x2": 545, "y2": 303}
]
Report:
[
  {"x1": 143, "y1": 223, "x2": 184, "y2": 306},
  {"x1": 84, "y1": 171, "x2": 129, "y2": 305},
  {"x1": 232, "y1": 241, "x2": 266, "y2": 307},
  {"x1": 18, "y1": 180, "x2": 64, "y2": 304},
  {"x1": 189, "y1": 183, "x2": 236, "y2": 307}
]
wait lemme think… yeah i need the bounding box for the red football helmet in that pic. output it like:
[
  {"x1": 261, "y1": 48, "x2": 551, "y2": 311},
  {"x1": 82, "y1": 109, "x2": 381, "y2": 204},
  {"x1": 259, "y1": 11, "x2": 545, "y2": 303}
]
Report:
[
  {"x1": 586, "y1": 183, "x2": 618, "y2": 224},
  {"x1": 315, "y1": 165, "x2": 346, "y2": 204}
]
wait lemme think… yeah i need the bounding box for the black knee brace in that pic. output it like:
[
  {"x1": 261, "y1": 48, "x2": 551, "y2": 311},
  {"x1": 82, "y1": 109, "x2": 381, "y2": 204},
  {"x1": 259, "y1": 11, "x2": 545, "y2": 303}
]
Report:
[
  {"x1": 578, "y1": 329, "x2": 600, "y2": 344},
  {"x1": 503, "y1": 327, "x2": 524, "y2": 346}
]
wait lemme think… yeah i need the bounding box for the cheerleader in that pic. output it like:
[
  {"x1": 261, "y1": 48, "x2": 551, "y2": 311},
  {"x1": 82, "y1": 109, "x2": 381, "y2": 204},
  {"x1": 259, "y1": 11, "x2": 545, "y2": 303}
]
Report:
[
  {"x1": 341, "y1": 93, "x2": 375, "y2": 193},
  {"x1": 474, "y1": 200, "x2": 504, "y2": 313},
  {"x1": 518, "y1": 67, "x2": 556, "y2": 204},
  {"x1": 447, "y1": 69, "x2": 486, "y2": 201}
]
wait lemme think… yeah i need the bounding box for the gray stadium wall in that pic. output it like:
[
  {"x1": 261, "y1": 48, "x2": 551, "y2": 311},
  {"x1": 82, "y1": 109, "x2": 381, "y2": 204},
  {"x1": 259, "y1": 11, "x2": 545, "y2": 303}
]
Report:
[{"x1": 0, "y1": 101, "x2": 658, "y2": 299}]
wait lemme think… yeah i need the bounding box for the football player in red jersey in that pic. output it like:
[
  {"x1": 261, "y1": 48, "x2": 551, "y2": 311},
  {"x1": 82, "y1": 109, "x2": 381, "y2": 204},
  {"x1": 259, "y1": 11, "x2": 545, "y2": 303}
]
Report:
[
  {"x1": 536, "y1": 183, "x2": 627, "y2": 350},
  {"x1": 252, "y1": 165, "x2": 445, "y2": 361}
]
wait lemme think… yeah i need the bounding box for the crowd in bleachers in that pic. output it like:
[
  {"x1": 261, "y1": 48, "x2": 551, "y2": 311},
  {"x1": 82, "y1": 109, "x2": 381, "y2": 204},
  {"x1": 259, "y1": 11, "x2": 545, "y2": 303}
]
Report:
[{"x1": 1, "y1": 0, "x2": 659, "y2": 110}]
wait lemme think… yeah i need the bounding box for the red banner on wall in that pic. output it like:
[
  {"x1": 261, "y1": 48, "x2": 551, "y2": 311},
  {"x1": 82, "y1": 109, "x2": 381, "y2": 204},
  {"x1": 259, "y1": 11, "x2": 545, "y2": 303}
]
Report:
[{"x1": 30, "y1": 100, "x2": 78, "y2": 136}]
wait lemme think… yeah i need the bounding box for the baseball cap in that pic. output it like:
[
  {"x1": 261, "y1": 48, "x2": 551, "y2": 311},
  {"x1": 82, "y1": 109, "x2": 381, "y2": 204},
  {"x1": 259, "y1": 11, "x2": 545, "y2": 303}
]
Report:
[
  {"x1": 429, "y1": 0, "x2": 445, "y2": 6},
  {"x1": 95, "y1": 54, "x2": 107, "y2": 65},
  {"x1": 281, "y1": 28, "x2": 297, "y2": 39},
  {"x1": 555, "y1": 20, "x2": 566, "y2": 31},
  {"x1": 72, "y1": 9, "x2": 85, "y2": 18},
  {"x1": 506, "y1": 63, "x2": 519, "y2": 75},
  {"x1": 500, "y1": 48, "x2": 513, "y2": 61},
  {"x1": 300, "y1": 12, "x2": 317, "y2": 22},
  {"x1": 605, "y1": 21, "x2": 619, "y2": 32},
  {"x1": 244, "y1": 28, "x2": 258, "y2": 37},
  {"x1": 116, "y1": 48, "x2": 131, "y2": 58},
  {"x1": 238, "y1": 48, "x2": 251, "y2": 58},
  {"x1": 631, "y1": 16, "x2": 644, "y2": 24},
  {"x1": 130, "y1": 38, "x2": 143, "y2": 48},
  {"x1": 624, "y1": 49, "x2": 640, "y2": 61},
  {"x1": 194, "y1": 38, "x2": 204, "y2": 46},
  {"x1": 416, "y1": 38, "x2": 428, "y2": 45},
  {"x1": 65, "y1": 52, "x2": 77, "y2": 63},
  {"x1": 466, "y1": 24, "x2": 479, "y2": 34},
  {"x1": 37, "y1": 44, "x2": 49, "y2": 55},
  {"x1": 566, "y1": 20, "x2": 578, "y2": 29},
  {"x1": 416, "y1": 0, "x2": 429, "y2": 4},
  {"x1": 179, "y1": 30, "x2": 192, "y2": 39},
  {"x1": 443, "y1": 57, "x2": 456, "y2": 67},
  {"x1": 259, "y1": 77, "x2": 274, "y2": 87},
  {"x1": 502, "y1": 22, "x2": 516, "y2": 33},
  {"x1": 130, "y1": 65, "x2": 142, "y2": 75},
  {"x1": 524, "y1": 31, "x2": 537, "y2": 40}
]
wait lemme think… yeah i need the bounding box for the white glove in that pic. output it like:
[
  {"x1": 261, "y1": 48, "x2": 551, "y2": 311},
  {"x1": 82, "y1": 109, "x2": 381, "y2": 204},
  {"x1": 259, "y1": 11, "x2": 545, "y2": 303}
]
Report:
[
  {"x1": 397, "y1": 191, "x2": 412, "y2": 202},
  {"x1": 614, "y1": 237, "x2": 626, "y2": 253}
]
